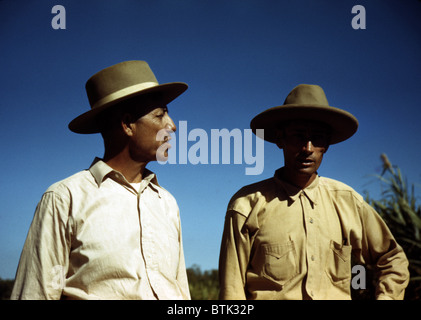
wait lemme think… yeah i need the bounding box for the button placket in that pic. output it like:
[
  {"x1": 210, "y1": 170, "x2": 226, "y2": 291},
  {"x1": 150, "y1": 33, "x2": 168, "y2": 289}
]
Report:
[{"x1": 300, "y1": 191, "x2": 319, "y2": 298}]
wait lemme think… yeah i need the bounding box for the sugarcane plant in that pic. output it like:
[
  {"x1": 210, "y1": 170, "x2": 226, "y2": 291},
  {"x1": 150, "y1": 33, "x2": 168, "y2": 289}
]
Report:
[{"x1": 367, "y1": 154, "x2": 421, "y2": 300}]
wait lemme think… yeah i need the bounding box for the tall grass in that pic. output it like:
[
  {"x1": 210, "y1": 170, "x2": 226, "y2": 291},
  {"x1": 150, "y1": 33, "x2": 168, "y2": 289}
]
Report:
[{"x1": 366, "y1": 154, "x2": 421, "y2": 300}]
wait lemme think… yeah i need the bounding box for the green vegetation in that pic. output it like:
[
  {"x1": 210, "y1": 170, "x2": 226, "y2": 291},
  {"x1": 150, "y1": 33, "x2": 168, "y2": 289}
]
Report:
[
  {"x1": 187, "y1": 264, "x2": 219, "y2": 300},
  {"x1": 0, "y1": 278, "x2": 13, "y2": 300},
  {"x1": 364, "y1": 154, "x2": 421, "y2": 300}
]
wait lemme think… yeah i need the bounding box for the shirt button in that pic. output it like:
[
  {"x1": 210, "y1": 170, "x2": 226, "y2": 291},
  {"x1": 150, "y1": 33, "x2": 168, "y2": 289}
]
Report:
[
  {"x1": 309, "y1": 218, "x2": 314, "y2": 224},
  {"x1": 311, "y1": 255, "x2": 315, "y2": 261}
]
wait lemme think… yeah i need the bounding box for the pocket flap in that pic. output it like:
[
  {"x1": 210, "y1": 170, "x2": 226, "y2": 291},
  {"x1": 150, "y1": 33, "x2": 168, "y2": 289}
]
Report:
[
  {"x1": 263, "y1": 241, "x2": 294, "y2": 259},
  {"x1": 330, "y1": 240, "x2": 352, "y2": 262}
]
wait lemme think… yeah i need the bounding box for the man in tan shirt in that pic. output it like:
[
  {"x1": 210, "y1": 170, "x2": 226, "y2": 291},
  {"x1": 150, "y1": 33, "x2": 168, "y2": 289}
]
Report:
[
  {"x1": 12, "y1": 61, "x2": 190, "y2": 299},
  {"x1": 219, "y1": 84, "x2": 409, "y2": 300}
]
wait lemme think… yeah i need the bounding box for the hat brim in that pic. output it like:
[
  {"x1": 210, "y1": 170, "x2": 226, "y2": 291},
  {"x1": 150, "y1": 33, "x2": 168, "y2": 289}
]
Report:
[
  {"x1": 250, "y1": 104, "x2": 358, "y2": 145},
  {"x1": 68, "y1": 82, "x2": 188, "y2": 134}
]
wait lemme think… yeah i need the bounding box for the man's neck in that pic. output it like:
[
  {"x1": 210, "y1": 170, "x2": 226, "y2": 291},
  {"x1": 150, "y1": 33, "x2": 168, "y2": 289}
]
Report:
[
  {"x1": 280, "y1": 167, "x2": 317, "y2": 189},
  {"x1": 104, "y1": 152, "x2": 148, "y2": 183}
]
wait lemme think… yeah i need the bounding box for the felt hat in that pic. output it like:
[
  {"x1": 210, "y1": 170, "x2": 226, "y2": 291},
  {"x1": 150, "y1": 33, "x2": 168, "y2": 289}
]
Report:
[
  {"x1": 68, "y1": 60, "x2": 188, "y2": 134},
  {"x1": 250, "y1": 84, "x2": 358, "y2": 144}
]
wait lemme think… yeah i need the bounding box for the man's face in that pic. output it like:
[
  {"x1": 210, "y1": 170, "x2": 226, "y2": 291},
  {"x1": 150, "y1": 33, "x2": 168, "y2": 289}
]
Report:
[
  {"x1": 277, "y1": 120, "x2": 330, "y2": 180},
  {"x1": 126, "y1": 105, "x2": 176, "y2": 163}
]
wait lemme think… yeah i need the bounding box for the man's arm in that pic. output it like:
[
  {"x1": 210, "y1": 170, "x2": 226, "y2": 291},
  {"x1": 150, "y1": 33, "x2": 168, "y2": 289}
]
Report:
[
  {"x1": 11, "y1": 191, "x2": 71, "y2": 300},
  {"x1": 359, "y1": 202, "x2": 410, "y2": 300},
  {"x1": 176, "y1": 216, "x2": 191, "y2": 300},
  {"x1": 218, "y1": 210, "x2": 251, "y2": 300}
]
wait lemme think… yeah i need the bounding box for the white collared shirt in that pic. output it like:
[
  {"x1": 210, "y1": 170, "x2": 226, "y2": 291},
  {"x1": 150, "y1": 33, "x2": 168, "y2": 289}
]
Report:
[{"x1": 11, "y1": 158, "x2": 190, "y2": 300}]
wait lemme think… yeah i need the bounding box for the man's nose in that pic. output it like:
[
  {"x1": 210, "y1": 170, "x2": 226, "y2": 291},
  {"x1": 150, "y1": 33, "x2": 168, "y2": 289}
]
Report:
[
  {"x1": 165, "y1": 114, "x2": 177, "y2": 132},
  {"x1": 303, "y1": 140, "x2": 314, "y2": 153}
]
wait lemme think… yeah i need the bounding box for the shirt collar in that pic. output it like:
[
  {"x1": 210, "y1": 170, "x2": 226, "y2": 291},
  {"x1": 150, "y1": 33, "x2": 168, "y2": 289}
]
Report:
[
  {"x1": 273, "y1": 167, "x2": 319, "y2": 206},
  {"x1": 89, "y1": 157, "x2": 161, "y2": 195}
]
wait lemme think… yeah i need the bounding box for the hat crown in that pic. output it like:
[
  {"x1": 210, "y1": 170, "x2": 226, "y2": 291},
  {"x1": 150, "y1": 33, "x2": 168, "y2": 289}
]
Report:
[
  {"x1": 69, "y1": 60, "x2": 187, "y2": 134},
  {"x1": 250, "y1": 83, "x2": 358, "y2": 145},
  {"x1": 284, "y1": 84, "x2": 329, "y2": 106},
  {"x1": 85, "y1": 60, "x2": 158, "y2": 108}
]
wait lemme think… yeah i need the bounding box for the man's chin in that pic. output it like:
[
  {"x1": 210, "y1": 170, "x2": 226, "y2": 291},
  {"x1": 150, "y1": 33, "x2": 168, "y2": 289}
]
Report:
[
  {"x1": 156, "y1": 143, "x2": 171, "y2": 162},
  {"x1": 156, "y1": 151, "x2": 169, "y2": 162},
  {"x1": 295, "y1": 165, "x2": 317, "y2": 177}
]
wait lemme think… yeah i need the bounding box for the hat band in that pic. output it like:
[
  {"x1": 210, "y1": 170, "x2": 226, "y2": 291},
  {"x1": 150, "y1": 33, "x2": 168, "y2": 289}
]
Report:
[{"x1": 91, "y1": 81, "x2": 158, "y2": 110}]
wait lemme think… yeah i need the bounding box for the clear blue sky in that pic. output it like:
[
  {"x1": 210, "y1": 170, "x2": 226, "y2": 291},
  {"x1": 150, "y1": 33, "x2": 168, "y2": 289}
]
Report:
[{"x1": 1, "y1": 0, "x2": 420, "y2": 280}]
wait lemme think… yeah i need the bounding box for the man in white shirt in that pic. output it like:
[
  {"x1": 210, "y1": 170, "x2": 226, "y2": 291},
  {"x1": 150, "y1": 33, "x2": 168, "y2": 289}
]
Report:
[{"x1": 12, "y1": 60, "x2": 190, "y2": 300}]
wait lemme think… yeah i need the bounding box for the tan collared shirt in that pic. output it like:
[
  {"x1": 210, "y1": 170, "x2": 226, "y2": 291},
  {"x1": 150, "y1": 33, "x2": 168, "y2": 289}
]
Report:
[
  {"x1": 11, "y1": 159, "x2": 190, "y2": 300},
  {"x1": 219, "y1": 168, "x2": 409, "y2": 300}
]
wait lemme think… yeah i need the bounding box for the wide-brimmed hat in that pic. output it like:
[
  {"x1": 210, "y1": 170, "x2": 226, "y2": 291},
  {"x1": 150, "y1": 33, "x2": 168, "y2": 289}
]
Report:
[
  {"x1": 250, "y1": 84, "x2": 358, "y2": 145},
  {"x1": 68, "y1": 60, "x2": 188, "y2": 134}
]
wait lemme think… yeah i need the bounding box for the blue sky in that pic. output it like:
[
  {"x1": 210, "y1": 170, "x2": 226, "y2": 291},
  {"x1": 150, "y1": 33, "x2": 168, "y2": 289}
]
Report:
[{"x1": 0, "y1": 0, "x2": 420, "y2": 279}]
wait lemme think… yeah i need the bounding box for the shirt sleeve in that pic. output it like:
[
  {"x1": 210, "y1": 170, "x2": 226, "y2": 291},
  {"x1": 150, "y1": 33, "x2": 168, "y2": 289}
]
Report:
[
  {"x1": 175, "y1": 216, "x2": 191, "y2": 300},
  {"x1": 359, "y1": 201, "x2": 410, "y2": 300},
  {"x1": 218, "y1": 210, "x2": 251, "y2": 300},
  {"x1": 11, "y1": 191, "x2": 71, "y2": 300}
]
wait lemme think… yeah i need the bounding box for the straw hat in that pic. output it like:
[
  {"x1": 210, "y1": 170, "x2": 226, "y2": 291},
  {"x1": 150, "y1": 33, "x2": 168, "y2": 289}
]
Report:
[
  {"x1": 250, "y1": 84, "x2": 358, "y2": 145},
  {"x1": 68, "y1": 60, "x2": 188, "y2": 134}
]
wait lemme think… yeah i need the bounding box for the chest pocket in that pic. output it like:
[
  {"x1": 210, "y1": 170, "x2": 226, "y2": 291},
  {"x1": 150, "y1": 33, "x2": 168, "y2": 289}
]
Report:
[
  {"x1": 325, "y1": 240, "x2": 352, "y2": 284},
  {"x1": 262, "y1": 241, "x2": 298, "y2": 286}
]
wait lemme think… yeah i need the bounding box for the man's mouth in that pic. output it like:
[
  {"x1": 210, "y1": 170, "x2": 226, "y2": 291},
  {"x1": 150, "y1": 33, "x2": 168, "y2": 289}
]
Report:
[
  {"x1": 161, "y1": 141, "x2": 171, "y2": 150},
  {"x1": 162, "y1": 135, "x2": 171, "y2": 147},
  {"x1": 297, "y1": 158, "x2": 315, "y2": 166}
]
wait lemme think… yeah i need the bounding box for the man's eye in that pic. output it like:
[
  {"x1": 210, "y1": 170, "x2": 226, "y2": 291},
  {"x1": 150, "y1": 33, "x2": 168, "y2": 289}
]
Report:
[
  {"x1": 292, "y1": 133, "x2": 305, "y2": 140},
  {"x1": 157, "y1": 108, "x2": 168, "y2": 118}
]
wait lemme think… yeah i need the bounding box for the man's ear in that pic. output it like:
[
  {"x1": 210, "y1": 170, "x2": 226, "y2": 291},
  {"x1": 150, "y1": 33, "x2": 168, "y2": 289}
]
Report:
[
  {"x1": 275, "y1": 130, "x2": 284, "y2": 149},
  {"x1": 121, "y1": 113, "x2": 134, "y2": 137}
]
